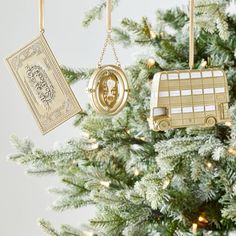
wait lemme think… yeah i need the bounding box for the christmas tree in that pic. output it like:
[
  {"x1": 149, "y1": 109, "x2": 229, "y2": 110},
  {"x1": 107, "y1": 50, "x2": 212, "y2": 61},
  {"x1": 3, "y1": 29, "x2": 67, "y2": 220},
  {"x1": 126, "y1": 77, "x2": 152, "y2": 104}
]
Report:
[{"x1": 9, "y1": 0, "x2": 236, "y2": 235}]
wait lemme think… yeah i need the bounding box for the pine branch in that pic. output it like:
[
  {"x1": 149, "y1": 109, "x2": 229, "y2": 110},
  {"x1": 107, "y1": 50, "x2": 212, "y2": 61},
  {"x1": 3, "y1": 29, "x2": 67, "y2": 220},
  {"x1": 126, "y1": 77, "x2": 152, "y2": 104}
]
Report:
[
  {"x1": 27, "y1": 169, "x2": 56, "y2": 175},
  {"x1": 112, "y1": 27, "x2": 132, "y2": 47},
  {"x1": 60, "y1": 225, "x2": 83, "y2": 236},
  {"x1": 82, "y1": 0, "x2": 120, "y2": 27},
  {"x1": 39, "y1": 219, "x2": 60, "y2": 236},
  {"x1": 156, "y1": 7, "x2": 188, "y2": 30},
  {"x1": 195, "y1": 0, "x2": 230, "y2": 40},
  {"x1": 61, "y1": 67, "x2": 94, "y2": 84}
]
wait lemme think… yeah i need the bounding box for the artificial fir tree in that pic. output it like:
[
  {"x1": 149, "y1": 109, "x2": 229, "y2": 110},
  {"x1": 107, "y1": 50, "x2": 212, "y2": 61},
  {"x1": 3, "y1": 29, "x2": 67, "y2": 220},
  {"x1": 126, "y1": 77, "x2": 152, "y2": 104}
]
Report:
[{"x1": 9, "y1": 0, "x2": 236, "y2": 235}]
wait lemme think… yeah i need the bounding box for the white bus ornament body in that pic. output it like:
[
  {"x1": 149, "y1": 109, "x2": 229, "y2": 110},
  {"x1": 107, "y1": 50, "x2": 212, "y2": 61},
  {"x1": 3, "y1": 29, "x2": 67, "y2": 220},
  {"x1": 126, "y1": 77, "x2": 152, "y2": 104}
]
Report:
[{"x1": 149, "y1": 69, "x2": 231, "y2": 131}]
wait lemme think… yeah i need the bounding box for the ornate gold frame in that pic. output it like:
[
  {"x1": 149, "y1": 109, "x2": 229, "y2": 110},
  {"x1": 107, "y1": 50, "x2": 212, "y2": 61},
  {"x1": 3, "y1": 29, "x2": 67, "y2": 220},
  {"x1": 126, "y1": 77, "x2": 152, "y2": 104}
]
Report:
[
  {"x1": 6, "y1": 34, "x2": 81, "y2": 134},
  {"x1": 88, "y1": 65, "x2": 129, "y2": 116}
]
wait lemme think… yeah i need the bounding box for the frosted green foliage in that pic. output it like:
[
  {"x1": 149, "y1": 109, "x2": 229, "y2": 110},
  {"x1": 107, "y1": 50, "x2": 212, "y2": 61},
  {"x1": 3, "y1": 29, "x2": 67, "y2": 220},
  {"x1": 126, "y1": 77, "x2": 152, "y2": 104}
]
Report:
[
  {"x1": 230, "y1": 105, "x2": 236, "y2": 147},
  {"x1": 82, "y1": 0, "x2": 120, "y2": 27},
  {"x1": 39, "y1": 219, "x2": 60, "y2": 236},
  {"x1": 134, "y1": 174, "x2": 170, "y2": 211},
  {"x1": 39, "y1": 219, "x2": 94, "y2": 236},
  {"x1": 212, "y1": 147, "x2": 226, "y2": 161},
  {"x1": 61, "y1": 67, "x2": 94, "y2": 84},
  {"x1": 10, "y1": 135, "x2": 34, "y2": 157},
  {"x1": 195, "y1": 0, "x2": 230, "y2": 40},
  {"x1": 9, "y1": 1, "x2": 236, "y2": 235}
]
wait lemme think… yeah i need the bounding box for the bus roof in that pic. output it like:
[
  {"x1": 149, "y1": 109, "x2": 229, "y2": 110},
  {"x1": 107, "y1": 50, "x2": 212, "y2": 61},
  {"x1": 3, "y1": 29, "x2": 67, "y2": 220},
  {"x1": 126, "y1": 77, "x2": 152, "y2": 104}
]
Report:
[{"x1": 154, "y1": 68, "x2": 225, "y2": 81}]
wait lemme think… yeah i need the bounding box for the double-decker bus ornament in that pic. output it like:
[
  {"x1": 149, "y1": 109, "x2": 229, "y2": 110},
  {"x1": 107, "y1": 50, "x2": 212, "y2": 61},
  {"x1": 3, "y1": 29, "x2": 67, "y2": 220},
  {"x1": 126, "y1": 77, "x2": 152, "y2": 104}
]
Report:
[
  {"x1": 148, "y1": 0, "x2": 231, "y2": 131},
  {"x1": 149, "y1": 69, "x2": 231, "y2": 131}
]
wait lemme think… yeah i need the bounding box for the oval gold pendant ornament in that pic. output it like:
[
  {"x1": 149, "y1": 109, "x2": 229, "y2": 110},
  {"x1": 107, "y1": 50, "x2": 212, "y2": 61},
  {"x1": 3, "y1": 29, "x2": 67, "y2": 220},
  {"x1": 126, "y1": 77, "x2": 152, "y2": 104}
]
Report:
[
  {"x1": 88, "y1": 0, "x2": 129, "y2": 116},
  {"x1": 88, "y1": 65, "x2": 129, "y2": 115}
]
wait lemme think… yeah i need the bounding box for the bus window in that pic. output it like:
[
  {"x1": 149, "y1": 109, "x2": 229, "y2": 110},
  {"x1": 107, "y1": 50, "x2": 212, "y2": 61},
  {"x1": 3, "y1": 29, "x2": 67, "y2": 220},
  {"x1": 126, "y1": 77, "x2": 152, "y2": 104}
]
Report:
[
  {"x1": 171, "y1": 108, "x2": 182, "y2": 114},
  {"x1": 194, "y1": 106, "x2": 204, "y2": 112},
  {"x1": 213, "y1": 71, "x2": 224, "y2": 77},
  {"x1": 170, "y1": 90, "x2": 180, "y2": 97},
  {"x1": 168, "y1": 74, "x2": 178, "y2": 80},
  {"x1": 215, "y1": 87, "x2": 225, "y2": 93},
  {"x1": 161, "y1": 74, "x2": 167, "y2": 80},
  {"x1": 193, "y1": 89, "x2": 203, "y2": 95},
  {"x1": 153, "y1": 108, "x2": 167, "y2": 116},
  {"x1": 159, "y1": 91, "x2": 169, "y2": 97},
  {"x1": 202, "y1": 71, "x2": 212, "y2": 78},
  {"x1": 191, "y1": 72, "x2": 201, "y2": 79},
  {"x1": 205, "y1": 105, "x2": 215, "y2": 111},
  {"x1": 180, "y1": 72, "x2": 190, "y2": 79},
  {"x1": 181, "y1": 90, "x2": 191, "y2": 96},
  {"x1": 183, "y1": 107, "x2": 193, "y2": 113},
  {"x1": 153, "y1": 92, "x2": 158, "y2": 99},
  {"x1": 204, "y1": 88, "x2": 214, "y2": 94}
]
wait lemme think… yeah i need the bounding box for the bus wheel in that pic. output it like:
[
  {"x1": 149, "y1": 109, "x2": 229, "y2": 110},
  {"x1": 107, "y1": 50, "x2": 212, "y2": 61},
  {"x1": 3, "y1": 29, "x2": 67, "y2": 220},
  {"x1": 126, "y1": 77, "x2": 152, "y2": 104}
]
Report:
[
  {"x1": 205, "y1": 116, "x2": 216, "y2": 127},
  {"x1": 158, "y1": 120, "x2": 170, "y2": 131}
]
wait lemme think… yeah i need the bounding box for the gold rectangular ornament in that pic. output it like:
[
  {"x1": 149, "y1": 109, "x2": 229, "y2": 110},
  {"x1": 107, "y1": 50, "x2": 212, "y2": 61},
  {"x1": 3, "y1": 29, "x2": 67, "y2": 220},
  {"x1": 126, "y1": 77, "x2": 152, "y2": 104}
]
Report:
[{"x1": 6, "y1": 34, "x2": 81, "y2": 134}]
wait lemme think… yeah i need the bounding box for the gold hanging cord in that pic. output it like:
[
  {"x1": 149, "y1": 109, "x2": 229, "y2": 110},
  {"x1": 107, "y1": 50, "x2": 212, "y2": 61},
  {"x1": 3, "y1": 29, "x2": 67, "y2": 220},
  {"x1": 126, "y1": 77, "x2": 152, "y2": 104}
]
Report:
[
  {"x1": 98, "y1": 0, "x2": 121, "y2": 67},
  {"x1": 40, "y1": 0, "x2": 45, "y2": 33},
  {"x1": 106, "y1": 0, "x2": 112, "y2": 32},
  {"x1": 189, "y1": 0, "x2": 195, "y2": 69}
]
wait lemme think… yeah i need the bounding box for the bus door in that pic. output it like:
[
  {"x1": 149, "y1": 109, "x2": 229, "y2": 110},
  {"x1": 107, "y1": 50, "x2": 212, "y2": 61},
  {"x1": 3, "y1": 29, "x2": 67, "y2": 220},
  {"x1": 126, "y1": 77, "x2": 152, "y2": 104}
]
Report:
[{"x1": 220, "y1": 103, "x2": 230, "y2": 120}]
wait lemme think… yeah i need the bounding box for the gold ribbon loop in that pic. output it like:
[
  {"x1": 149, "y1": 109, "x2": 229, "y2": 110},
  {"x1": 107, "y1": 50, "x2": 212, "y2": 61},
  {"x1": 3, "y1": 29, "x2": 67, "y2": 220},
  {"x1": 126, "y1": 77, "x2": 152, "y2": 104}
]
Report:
[
  {"x1": 189, "y1": 0, "x2": 195, "y2": 69},
  {"x1": 40, "y1": 0, "x2": 45, "y2": 33},
  {"x1": 106, "y1": 0, "x2": 112, "y2": 32}
]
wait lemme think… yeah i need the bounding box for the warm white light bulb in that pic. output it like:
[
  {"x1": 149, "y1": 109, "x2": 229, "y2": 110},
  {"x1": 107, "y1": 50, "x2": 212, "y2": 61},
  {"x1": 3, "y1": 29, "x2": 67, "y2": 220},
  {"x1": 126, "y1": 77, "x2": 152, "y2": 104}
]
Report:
[
  {"x1": 147, "y1": 58, "x2": 156, "y2": 68},
  {"x1": 228, "y1": 147, "x2": 236, "y2": 155},
  {"x1": 100, "y1": 181, "x2": 111, "y2": 188},
  {"x1": 201, "y1": 60, "x2": 207, "y2": 68},
  {"x1": 150, "y1": 30, "x2": 157, "y2": 39},
  {"x1": 225, "y1": 121, "x2": 232, "y2": 127},
  {"x1": 198, "y1": 215, "x2": 208, "y2": 223},
  {"x1": 206, "y1": 162, "x2": 213, "y2": 169},
  {"x1": 83, "y1": 231, "x2": 94, "y2": 236},
  {"x1": 192, "y1": 223, "x2": 198, "y2": 233},
  {"x1": 134, "y1": 168, "x2": 140, "y2": 176},
  {"x1": 163, "y1": 179, "x2": 170, "y2": 189}
]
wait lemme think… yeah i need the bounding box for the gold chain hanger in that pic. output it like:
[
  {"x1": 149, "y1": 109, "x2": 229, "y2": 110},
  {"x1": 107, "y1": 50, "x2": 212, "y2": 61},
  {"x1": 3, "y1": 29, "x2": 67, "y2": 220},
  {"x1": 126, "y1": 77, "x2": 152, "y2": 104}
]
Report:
[{"x1": 98, "y1": 0, "x2": 121, "y2": 68}]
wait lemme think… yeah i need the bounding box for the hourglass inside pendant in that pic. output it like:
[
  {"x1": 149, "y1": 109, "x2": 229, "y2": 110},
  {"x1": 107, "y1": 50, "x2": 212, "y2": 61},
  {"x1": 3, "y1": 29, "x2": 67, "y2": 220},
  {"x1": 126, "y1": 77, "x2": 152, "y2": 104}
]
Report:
[{"x1": 100, "y1": 70, "x2": 118, "y2": 108}]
